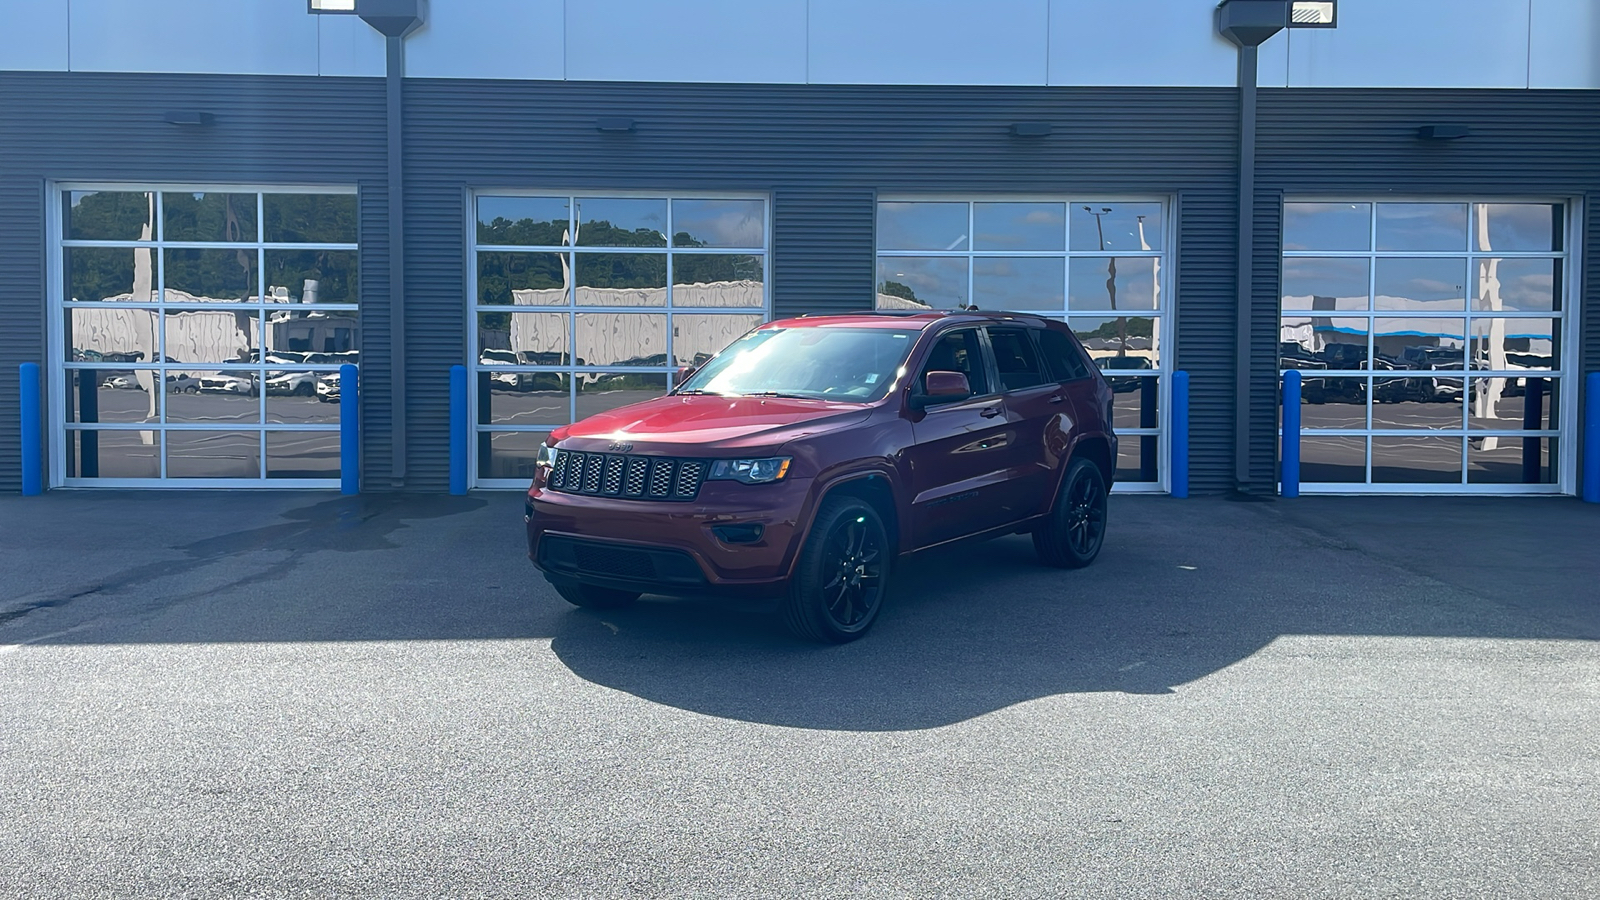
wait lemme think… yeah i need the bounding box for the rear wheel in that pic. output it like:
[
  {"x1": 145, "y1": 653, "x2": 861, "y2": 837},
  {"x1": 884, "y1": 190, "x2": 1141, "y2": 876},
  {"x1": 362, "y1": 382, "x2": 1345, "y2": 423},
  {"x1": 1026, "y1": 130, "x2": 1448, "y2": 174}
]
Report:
[
  {"x1": 782, "y1": 496, "x2": 891, "y2": 643},
  {"x1": 552, "y1": 580, "x2": 640, "y2": 610},
  {"x1": 1033, "y1": 457, "x2": 1108, "y2": 569}
]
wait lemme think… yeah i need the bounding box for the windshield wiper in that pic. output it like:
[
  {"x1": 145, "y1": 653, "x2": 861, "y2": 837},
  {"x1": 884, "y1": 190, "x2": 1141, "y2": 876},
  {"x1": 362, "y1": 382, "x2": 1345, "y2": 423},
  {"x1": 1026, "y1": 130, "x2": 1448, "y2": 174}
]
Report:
[{"x1": 740, "y1": 391, "x2": 817, "y2": 400}]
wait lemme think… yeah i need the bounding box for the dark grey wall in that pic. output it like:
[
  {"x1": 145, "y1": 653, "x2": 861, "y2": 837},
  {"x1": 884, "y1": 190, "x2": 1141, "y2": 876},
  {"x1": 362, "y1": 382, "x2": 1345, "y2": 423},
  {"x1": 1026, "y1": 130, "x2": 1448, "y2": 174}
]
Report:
[
  {"x1": 4, "y1": 75, "x2": 1596, "y2": 496},
  {"x1": 0, "y1": 72, "x2": 389, "y2": 489},
  {"x1": 403, "y1": 80, "x2": 1244, "y2": 491},
  {"x1": 1255, "y1": 88, "x2": 1600, "y2": 492}
]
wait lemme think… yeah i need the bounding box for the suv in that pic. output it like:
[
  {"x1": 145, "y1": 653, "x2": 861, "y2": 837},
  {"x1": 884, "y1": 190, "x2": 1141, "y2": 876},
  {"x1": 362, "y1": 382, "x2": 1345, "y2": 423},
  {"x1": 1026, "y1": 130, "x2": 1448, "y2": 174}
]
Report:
[{"x1": 524, "y1": 311, "x2": 1117, "y2": 642}]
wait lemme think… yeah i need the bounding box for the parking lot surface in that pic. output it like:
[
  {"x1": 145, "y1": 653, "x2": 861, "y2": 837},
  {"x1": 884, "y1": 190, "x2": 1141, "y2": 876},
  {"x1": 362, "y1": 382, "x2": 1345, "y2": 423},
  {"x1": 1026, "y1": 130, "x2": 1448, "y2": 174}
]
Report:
[{"x1": 1, "y1": 491, "x2": 1597, "y2": 898}]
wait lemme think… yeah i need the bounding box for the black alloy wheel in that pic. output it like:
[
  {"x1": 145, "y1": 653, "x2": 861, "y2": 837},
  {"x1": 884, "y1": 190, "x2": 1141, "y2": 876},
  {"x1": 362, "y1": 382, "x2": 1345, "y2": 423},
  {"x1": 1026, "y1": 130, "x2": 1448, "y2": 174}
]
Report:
[
  {"x1": 1034, "y1": 457, "x2": 1108, "y2": 569},
  {"x1": 783, "y1": 496, "x2": 890, "y2": 643}
]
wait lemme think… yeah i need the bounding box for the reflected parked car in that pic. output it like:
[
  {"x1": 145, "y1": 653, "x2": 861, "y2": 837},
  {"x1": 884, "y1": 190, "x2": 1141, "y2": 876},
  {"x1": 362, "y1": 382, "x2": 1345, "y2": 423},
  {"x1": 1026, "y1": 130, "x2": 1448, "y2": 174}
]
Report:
[
  {"x1": 1095, "y1": 355, "x2": 1153, "y2": 393},
  {"x1": 199, "y1": 373, "x2": 258, "y2": 397},
  {"x1": 165, "y1": 372, "x2": 201, "y2": 393},
  {"x1": 265, "y1": 371, "x2": 319, "y2": 396},
  {"x1": 316, "y1": 374, "x2": 341, "y2": 403}
]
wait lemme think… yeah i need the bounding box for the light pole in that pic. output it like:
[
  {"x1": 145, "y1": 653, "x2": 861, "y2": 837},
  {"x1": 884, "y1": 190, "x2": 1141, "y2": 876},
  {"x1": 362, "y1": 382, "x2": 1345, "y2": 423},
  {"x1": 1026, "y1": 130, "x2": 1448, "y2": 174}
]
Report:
[{"x1": 1084, "y1": 206, "x2": 1125, "y2": 358}]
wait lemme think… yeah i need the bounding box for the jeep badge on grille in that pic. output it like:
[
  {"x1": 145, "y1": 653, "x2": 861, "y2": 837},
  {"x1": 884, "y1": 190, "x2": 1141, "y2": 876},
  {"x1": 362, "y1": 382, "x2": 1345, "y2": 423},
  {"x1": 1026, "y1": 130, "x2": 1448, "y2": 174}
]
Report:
[{"x1": 607, "y1": 441, "x2": 634, "y2": 453}]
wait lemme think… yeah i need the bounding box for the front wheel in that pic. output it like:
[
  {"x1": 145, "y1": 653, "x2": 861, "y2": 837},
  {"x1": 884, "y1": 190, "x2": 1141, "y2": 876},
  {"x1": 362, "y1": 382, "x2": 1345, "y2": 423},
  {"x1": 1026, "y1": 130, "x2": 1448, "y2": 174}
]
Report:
[
  {"x1": 781, "y1": 496, "x2": 891, "y2": 643},
  {"x1": 1033, "y1": 457, "x2": 1108, "y2": 569},
  {"x1": 552, "y1": 580, "x2": 640, "y2": 610}
]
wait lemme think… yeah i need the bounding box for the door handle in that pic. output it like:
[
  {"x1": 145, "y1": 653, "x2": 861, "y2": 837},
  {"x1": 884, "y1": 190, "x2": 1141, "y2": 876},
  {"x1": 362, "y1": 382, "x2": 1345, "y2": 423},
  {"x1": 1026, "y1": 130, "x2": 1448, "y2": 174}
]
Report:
[
  {"x1": 1048, "y1": 394, "x2": 1066, "y2": 404},
  {"x1": 980, "y1": 406, "x2": 1002, "y2": 418}
]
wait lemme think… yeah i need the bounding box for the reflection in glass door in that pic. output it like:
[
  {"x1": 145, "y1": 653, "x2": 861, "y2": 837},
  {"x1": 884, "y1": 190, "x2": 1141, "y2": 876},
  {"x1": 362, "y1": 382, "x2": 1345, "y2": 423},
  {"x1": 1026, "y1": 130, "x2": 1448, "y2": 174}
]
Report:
[
  {"x1": 875, "y1": 197, "x2": 1171, "y2": 491},
  {"x1": 470, "y1": 193, "x2": 770, "y2": 487},
  {"x1": 53, "y1": 186, "x2": 360, "y2": 486},
  {"x1": 1280, "y1": 200, "x2": 1572, "y2": 492}
]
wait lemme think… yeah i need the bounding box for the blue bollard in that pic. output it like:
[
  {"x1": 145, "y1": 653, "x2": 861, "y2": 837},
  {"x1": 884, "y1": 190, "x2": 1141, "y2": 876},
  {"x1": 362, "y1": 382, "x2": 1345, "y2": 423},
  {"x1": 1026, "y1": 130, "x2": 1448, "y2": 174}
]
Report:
[
  {"x1": 20, "y1": 363, "x2": 42, "y2": 496},
  {"x1": 1584, "y1": 372, "x2": 1600, "y2": 503},
  {"x1": 1281, "y1": 370, "x2": 1301, "y2": 498},
  {"x1": 1170, "y1": 370, "x2": 1189, "y2": 498},
  {"x1": 339, "y1": 364, "x2": 359, "y2": 494},
  {"x1": 449, "y1": 365, "x2": 467, "y2": 495}
]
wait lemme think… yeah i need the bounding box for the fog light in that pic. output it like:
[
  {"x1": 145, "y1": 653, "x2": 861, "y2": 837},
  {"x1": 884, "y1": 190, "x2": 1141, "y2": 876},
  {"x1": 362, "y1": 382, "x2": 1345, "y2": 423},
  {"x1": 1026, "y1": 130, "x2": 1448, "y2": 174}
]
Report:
[{"x1": 712, "y1": 523, "x2": 764, "y2": 544}]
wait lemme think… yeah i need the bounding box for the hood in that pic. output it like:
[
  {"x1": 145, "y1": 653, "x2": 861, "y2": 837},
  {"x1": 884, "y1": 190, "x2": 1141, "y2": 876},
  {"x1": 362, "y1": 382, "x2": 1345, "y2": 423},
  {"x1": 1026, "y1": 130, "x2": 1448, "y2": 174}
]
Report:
[{"x1": 554, "y1": 394, "x2": 874, "y2": 451}]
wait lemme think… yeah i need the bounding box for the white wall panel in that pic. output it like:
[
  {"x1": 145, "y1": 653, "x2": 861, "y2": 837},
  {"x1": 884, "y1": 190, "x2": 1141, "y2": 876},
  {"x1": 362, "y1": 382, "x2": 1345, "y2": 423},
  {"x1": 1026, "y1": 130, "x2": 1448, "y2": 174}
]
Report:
[
  {"x1": 406, "y1": 0, "x2": 564, "y2": 80},
  {"x1": 318, "y1": 14, "x2": 386, "y2": 78},
  {"x1": 566, "y1": 0, "x2": 805, "y2": 83},
  {"x1": 68, "y1": 0, "x2": 319, "y2": 75},
  {"x1": 1047, "y1": 0, "x2": 1242, "y2": 87},
  {"x1": 1256, "y1": 31, "x2": 1289, "y2": 89},
  {"x1": 808, "y1": 0, "x2": 1049, "y2": 86},
  {"x1": 0, "y1": 0, "x2": 68, "y2": 71},
  {"x1": 1529, "y1": 0, "x2": 1600, "y2": 88},
  {"x1": 1287, "y1": 0, "x2": 1532, "y2": 88}
]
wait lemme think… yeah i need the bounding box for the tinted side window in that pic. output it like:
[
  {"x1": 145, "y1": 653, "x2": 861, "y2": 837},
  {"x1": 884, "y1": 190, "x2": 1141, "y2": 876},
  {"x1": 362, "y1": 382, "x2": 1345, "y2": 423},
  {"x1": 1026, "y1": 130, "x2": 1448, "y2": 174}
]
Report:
[
  {"x1": 987, "y1": 328, "x2": 1049, "y2": 391},
  {"x1": 1039, "y1": 328, "x2": 1091, "y2": 382},
  {"x1": 920, "y1": 329, "x2": 989, "y2": 397}
]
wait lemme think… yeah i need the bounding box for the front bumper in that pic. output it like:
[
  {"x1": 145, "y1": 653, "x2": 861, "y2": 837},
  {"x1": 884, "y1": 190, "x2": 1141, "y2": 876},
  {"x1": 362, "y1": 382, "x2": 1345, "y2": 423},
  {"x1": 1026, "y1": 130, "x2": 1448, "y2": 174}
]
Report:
[{"x1": 525, "y1": 477, "x2": 813, "y2": 598}]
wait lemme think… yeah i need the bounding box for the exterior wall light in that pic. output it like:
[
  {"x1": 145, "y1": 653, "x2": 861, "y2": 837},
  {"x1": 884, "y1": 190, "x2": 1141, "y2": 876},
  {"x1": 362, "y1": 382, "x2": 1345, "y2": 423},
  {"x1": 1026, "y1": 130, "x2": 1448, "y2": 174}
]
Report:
[
  {"x1": 162, "y1": 111, "x2": 214, "y2": 126},
  {"x1": 1009, "y1": 123, "x2": 1052, "y2": 137},
  {"x1": 596, "y1": 117, "x2": 637, "y2": 133},
  {"x1": 308, "y1": 0, "x2": 357, "y2": 12},
  {"x1": 1290, "y1": 1, "x2": 1337, "y2": 27}
]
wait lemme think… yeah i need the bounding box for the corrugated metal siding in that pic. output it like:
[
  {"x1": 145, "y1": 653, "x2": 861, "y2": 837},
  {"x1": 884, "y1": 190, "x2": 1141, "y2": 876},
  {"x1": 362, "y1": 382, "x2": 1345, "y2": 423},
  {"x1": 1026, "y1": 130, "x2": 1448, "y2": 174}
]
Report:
[
  {"x1": 1250, "y1": 190, "x2": 1284, "y2": 492},
  {"x1": 357, "y1": 180, "x2": 393, "y2": 487},
  {"x1": 1171, "y1": 189, "x2": 1244, "y2": 494},
  {"x1": 401, "y1": 180, "x2": 465, "y2": 488},
  {"x1": 1256, "y1": 89, "x2": 1600, "y2": 494},
  {"x1": 772, "y1": 189, "x2": 876, "y2": 318},
  {"x1": 0, "y1": 72, "x2": 387, "y2": 491},
  {"x1": 403, "y1": 80, "x2": 1242, "y2": 491},
  {"x1": 1585, "y1": 191, "x2": 1599, "y2": 497}
]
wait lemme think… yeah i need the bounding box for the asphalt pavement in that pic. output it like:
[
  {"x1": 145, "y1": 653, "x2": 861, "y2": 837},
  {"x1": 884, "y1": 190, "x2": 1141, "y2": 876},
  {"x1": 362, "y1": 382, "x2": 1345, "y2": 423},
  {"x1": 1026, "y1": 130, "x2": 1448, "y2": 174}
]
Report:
[{"x1": 1, "y1": 490, "x2": 1596, "y2": 898}]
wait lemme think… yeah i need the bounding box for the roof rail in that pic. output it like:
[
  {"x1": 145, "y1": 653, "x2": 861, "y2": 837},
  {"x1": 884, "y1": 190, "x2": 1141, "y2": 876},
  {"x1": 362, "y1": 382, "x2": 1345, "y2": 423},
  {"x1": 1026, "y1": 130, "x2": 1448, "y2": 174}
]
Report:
[{"x1": 800, "y1": 309, "x2": 954, "y2": 317}]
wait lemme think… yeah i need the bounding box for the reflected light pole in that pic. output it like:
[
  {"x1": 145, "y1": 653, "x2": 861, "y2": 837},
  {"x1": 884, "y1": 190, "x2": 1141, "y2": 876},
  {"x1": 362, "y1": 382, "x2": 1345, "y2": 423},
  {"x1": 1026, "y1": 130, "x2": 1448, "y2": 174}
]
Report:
[{"x1": 1084, "y1": 205, "x2": 1125, "y2": 357}]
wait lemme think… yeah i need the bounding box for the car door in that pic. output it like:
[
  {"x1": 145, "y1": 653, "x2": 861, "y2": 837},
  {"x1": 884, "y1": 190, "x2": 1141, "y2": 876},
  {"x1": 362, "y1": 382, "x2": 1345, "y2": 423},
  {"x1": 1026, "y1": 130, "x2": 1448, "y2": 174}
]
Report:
[
  {"x1": 985, "y1": 326, "x2": 1074, "y2": 520},
  {"x1": 903, "y1": 327, "x2": 1017, "y2": 548}
]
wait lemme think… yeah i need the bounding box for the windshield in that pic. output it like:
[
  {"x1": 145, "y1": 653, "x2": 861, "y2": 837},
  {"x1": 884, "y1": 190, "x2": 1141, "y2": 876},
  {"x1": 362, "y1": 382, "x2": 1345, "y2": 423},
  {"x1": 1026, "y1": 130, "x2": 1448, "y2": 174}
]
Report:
[{"x1": 677, "y1": 326, "x2": 919, "y2": 402}]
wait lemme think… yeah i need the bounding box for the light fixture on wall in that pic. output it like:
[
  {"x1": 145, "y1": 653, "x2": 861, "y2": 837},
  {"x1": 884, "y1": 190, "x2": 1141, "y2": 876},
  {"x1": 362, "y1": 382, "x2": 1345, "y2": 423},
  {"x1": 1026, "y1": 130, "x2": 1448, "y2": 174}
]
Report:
[
  {"x1": 1417, "y1": 124, "x2": 1471, "y2": 140},
  {"x1": 1009, "y1": 122, "x2": 1052, "y2": 138},
  {"x1": 162, "y1": 111, "x2": 215, "y2": 126},
  {"x1": 1289, "y1": 1, "x2": 1336, "y2": 27},
  {"x1": 596, "y1": 117, "x2": 637, "y2": 133},
  {"x1": 307, "y1": 0, "x2": 356, "y2": 12}
]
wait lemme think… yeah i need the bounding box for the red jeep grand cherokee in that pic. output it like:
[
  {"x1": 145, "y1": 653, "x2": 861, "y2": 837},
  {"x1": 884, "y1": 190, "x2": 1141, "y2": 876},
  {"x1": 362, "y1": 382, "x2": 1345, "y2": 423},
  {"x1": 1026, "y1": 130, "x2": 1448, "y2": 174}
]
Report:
[{"x1": 526, "y1": 311, "x2": 1116, "y2": 642}]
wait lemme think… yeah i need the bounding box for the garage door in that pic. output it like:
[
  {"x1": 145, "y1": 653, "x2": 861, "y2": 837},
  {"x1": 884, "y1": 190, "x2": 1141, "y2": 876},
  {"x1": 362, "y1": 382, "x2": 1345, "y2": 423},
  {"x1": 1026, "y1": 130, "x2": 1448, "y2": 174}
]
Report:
[{"x1": 54, "y1": 186, "x2": 359, "y2": 486}]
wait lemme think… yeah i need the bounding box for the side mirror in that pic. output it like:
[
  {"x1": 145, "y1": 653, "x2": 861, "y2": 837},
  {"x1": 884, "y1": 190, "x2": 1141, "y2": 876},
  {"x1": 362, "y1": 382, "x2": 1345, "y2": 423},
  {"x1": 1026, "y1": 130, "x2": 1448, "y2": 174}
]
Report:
[
  {"x1": 673, "y1": 365, "x2": 696, "y2": 387},
  {"x1": 910, "y1": 370, "x2": 971, "y2": 409}
]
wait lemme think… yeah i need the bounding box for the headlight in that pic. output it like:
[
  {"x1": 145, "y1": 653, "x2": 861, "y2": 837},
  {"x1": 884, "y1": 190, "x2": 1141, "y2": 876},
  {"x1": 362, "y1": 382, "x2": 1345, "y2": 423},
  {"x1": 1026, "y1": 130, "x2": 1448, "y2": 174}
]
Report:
[
  {"x1": 707, "y1": 457, "x2": 791, "y2": 484},
  {"x1": 536, "y1": 442, "x2": 557, "y2": 468}
]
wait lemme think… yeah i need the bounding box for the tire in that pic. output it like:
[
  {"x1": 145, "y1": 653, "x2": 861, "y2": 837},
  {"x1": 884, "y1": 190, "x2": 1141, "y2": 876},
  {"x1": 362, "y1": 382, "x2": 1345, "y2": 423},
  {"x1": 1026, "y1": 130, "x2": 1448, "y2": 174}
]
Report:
[
  {"x1": 1033, "y1": 457, "x2": 1109, "y2": 569},
  {"x1": 295, "y1": 382, "x2": 313, "y2": 397},
  {"x1": 781, "y1": 495, "x2": 891, "y2": 643},
  {"x1": 551, "y1": 580, "x2": 640, "y2": 610}
]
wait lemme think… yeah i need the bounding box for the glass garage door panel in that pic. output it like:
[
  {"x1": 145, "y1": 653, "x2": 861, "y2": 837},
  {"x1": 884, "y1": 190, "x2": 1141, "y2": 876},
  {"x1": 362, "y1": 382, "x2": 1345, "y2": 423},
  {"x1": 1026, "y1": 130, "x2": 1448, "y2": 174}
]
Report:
[
  {"x1": 1280, "y1": 200, "x2": 1569, "y2": 492},
  {"x1": 469, "y1": 193, "x2": 770, "y2": 487},
  {"x1": 875, "y1": 197, "x2": 1171, "y2": 492},
  {"x1": 57, "y1": 187, "x2": 358, "y2": 486}
]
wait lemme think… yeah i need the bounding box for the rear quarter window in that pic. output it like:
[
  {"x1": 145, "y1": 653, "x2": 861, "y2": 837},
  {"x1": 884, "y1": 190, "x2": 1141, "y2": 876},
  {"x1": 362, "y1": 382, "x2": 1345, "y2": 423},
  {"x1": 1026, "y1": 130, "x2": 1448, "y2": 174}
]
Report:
[{"x1": 1039, "y1": 328, "x2": 1092, "y2": 382}]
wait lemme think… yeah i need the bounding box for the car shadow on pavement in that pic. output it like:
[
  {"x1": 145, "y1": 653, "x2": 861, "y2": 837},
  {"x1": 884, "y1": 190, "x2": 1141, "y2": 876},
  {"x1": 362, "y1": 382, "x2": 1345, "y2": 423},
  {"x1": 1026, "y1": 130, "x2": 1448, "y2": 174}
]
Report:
[
  {"x1": 3, "y1": 492, "x2": 1596, "y2": 732},
  {"x1": 545, "y1": 495, "x2": 1600, "y2": 731}
]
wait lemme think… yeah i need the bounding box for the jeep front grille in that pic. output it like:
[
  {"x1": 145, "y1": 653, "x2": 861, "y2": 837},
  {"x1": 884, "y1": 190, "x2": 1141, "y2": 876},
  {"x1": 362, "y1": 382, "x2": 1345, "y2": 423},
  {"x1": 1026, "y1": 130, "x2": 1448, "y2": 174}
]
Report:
[{"x1": 548, "y1": 451, "x2": 707, "y2": 502}]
